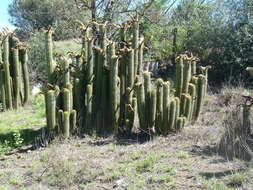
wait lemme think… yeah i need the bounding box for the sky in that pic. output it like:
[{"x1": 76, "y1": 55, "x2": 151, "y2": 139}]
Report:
[{"x1": 0, "y1": 0, "x2": 15, "y2": 30}]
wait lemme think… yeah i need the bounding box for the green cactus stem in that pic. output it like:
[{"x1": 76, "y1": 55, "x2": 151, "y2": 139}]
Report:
[
  {"x1": 70, "y1": 110, "x2": 77, "y2": 132},
  {"x1": 179, "y1": 93, "x2": 186, "y2": 116},
  {"x1": 73, "y1": 78, "x2": 81, "y2": 113},
  {"x1": 150, "y1": 89, "x2": 157, "y2": 131},
  {"x1": 12, "y1": 48, "x2": 20, "y2": 109},
  {"x1": 45, "y1": 29, "x2": 55, "y2": 84},
  {"x1": 85, "y1": 84, "x2": 93, "y2": 132},
  {"x1": 175, "y1": 57, "x2": 184, "y2": 97},
  {"x1": 191, "y1": 61, "x2": 196, "y2": 75},
  {"x1": 194, "y1": 75, "x2": 205, "y2": 121},
  {"x1": 137, "y1": 82, "x2": 146, "y2": 131},
  {"x1": 127, "y1": 49, "x2": 135, "y2": 89},
  {"x1": 182, "y1": 60, "x2": 191, "y2": 93},
  {"x1": 61, "y1": 56, "x2": 70, "y2": 88},
  {"x1": 19, "y1": 47, "x2": 30, "y2": 105},
  {"x1": 143, "y1": 72, "x2": 151, "y2": 128},
  {"x1": 188, "y1": 83, "x2": 196, "y2": 121},
  {"x1": 45, "y1": 90, "x2": 56, "y2": 130},
  {"x1": 63, "y1": 88, "x2": 71, "y2": 112},
  {"x1": 0, "y1": 70, "x2": 6, "y2": 111},
  {"x1": 63, "y1": 111, "x2": 70, "y2": 138},
  {"x1": 137, "y1": 35, "x2": 144, "y2": 75},
  {"x1": 176, "y1": 117, "x2": 184, "y2": 131},
  {"x1": 3, "y1": 35, "x2": 12, "y2": 109},
  {"x1": 110, "y1": 42, "x2": 119, "y2": 132},
  {"x1": 184, "y1": 94, "x2": 192, "y2": 121},
  {"x1": 174, "y1": 97, "x2": 180, "y2": 122},
  {"x1": 86, "y1": 36, "x2": 94, "y2": 84},
  {"x1": 132, "y1": 16, "x2": 139, "y2": 77},
  {"x1": 155, "y1": 78, "x2": 164, "y2": 134},
  {"x1": 162, "y1": 81, "x2": 171, "y2": 134},
  {"x1": 57, "y1": 109, "x2": 64, "y2": 134},
  {"x1": 190, "y1": 76, "x2": 199, "y2": 118},
  {"x1": 168, "y1": 98, "x2": 176, "y2": 131}
]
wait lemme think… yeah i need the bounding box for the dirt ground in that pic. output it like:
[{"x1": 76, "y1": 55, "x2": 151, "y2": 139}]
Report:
[{"x1": 0, "y1": 88, "x2": 253, "y2": 190}]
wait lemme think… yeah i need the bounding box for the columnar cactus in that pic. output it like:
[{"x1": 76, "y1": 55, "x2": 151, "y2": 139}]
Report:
[
  {"x1": 19, "y1": 47, "x2": 30, "y2": 105},
  {"x1": 175, "y1": 57, "x2": 184, "y2": 97},
  {"x1": 162, "y1": 82, "x2": 171, "y2": 134},
  {"x1": 155, "y1": 78, "x2": 164, "y2": 133},
  {"x1": 45, "y1": 29, "x2": 55, "y2": 84},
  {"x1": 194, "y1": 75, "x2": 206, "y2": 121},
  {"x1": 109, "y1": 42, "x2": 119, "y2": 133},
  {"x1": 85, "y1": 84, "x2": 93, "y2": 132},
  {"x1": 182, "y1": 60, "x2": 191, "y2": 93},
  {"x1": 3, "y1": 35, "x2": 12, "y2": 109},
  {"x1": 41, "y1": 21, "x2": 209, "y2": 138},
  {"x1": 137, "y1": 82, "x2": 146, "y2": 131},
  {"x1": 45, "y1": 90, "x2": 56, "y2": 130},
  {"x1": 168, "y1": 98, "x2": 176, "y2": 130},
  {"x1": 12, "y1": 48, "x2": 20, "y2": 109},
  {"x1": 132, "y1": 16, "x2": 139, "y2": 77}
]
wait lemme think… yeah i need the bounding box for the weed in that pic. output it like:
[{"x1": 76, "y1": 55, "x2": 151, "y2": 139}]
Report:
[
  {"x1": 227, "y1": 173, "x2": 248, "y2": 187},
  {"x1": 201, "y1": 178, "x2": 233, "y2": 190},
  {"x1": 135, "y1": 153, "x2": 157, "y2": 172},
  {"x1": 9, "y1": 176, "x2": 22, "y2": 185},
  {"x1": 177, "y1": 151, "x2": 189, "y2": 159}
]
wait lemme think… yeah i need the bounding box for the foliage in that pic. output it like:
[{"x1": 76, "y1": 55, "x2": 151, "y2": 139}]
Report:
[
  {"x1": 0, "y1": 94, "x2": 45, "y2": 156},
  {"x1": 9, "y1": 0, "x2": 88, "y2": 40}
]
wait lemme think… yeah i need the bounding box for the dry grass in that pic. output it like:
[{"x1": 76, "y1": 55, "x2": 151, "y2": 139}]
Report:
[{"x1": 0, "y1": 85, "x2": 253, "y2": 189}]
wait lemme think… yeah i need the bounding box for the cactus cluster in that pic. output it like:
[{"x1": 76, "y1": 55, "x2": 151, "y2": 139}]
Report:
[
  {"x1": 135, "y1": 54, "x2": 208, "y2": 135},
  {"x1": 43, "y1": 18, "x2": 209, "y2": 138},
  {"x1": 0, "y1": 32, "x2": 30, "y2": 111}
]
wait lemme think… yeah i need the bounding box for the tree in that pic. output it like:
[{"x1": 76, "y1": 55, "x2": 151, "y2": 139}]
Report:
[{"x1": 9, "y1": 0, "x2": 89, "y2": 40}]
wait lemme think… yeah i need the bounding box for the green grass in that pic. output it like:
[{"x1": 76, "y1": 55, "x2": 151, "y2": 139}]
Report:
[
  {"x1": 0, "y1": 94, "x2": 46, "y2": 156},
  {"x1": 54, "y1": 39, "x2": 82, "y2": 55}
]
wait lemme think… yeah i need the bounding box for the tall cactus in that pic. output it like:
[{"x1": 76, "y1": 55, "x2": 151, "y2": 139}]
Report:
[
  {"x1": 168, "y1": 98, "x2": 176, "y2": 131},
  {"x1": 45, "y1": 90, "x2": 56, "y2": 130},
  {"x1": 12, "y1": 48, "x2": 20, "y2": 109},
  {"x1": 143, "y1": 72, "x2": 151, "y2": 128},
  {"x1": 45, "y1": 29, "x2": 55, "y2": 84},
  {"x1": 132, "y1": 15, "x2": 139, "y2": 77},
  {"x1": 137, "y1": 82, "x2": 146, "y2": 131},
  {"x1": 194, "y1": 75, "x2": 206, "y2": 121},
  {"x1": 182, "y1": 60, "x2": 191, "y2": 93},
  {"x1": 63, "y1": 111, "x2": 70, "y2": 138},
  {"x1": 19, "y1": 47, "x2": 30, "y2": 105},
  {"x1": 3, "y1": 35, "x2": 12, "y2": 109},
  {"x1": 175, "y1": 57, "x2": 184, "y2": 97},
  {"x1": 155, "y1": 78, "x2": 164, "y2": 133},
  {"x1": 109, "y1": 42, "x2": 119, "y2": 133},
  {"x1": 150, "y1": 89, "x2": 157, "y2": 131},
  {"x1": 162, "y1": 82, "x2": 171, "y2": 134},
  {"x1": 85, "y1": 84, "x2": 93, "y2": 132}
]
